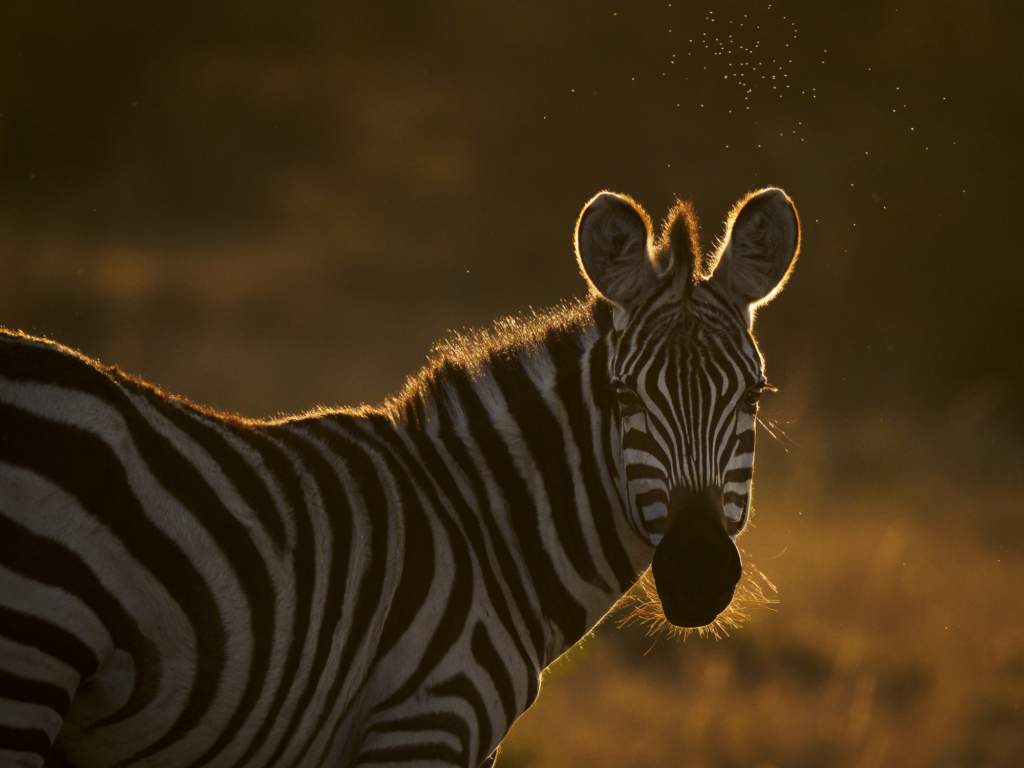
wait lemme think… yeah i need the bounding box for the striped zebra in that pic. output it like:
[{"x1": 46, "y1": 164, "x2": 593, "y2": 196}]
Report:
[{"x1": 0, "y1": 186, "x2": 799, "y2": 768}]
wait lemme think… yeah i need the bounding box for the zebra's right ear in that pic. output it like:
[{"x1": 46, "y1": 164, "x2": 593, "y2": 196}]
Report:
[
  {"x1": 709, "y1": 188, "x2": 800, "y2": 318},
  {"x1": 576, "y1": 192, "x2": 659, "y2": 308}
]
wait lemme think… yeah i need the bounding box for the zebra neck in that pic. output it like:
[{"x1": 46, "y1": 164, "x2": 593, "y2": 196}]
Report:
[{"x1": 396, "y1": 299, "x2": 652, "y2": 665}]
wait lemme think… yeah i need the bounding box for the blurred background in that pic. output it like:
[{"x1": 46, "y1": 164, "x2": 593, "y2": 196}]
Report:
[{"x1": 1, "y1": 0, "x2": 1021, "y2": 765}]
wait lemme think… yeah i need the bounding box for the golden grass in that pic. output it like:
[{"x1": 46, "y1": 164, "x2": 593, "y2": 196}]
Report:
[{"x1": 497, "y1": 469, "x2": 1024, "y2": 767}]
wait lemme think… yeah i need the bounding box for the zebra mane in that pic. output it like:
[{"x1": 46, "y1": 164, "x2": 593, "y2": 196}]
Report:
[
  {"x1": 376, "y1": 297, "x2": 608, "y2": 423},
  {"x1": 0, "y1": 326, "x2": 271, "y2": 427},
  {"x1": 2, "y1": 298, "x2": 609, "y2": 431}
]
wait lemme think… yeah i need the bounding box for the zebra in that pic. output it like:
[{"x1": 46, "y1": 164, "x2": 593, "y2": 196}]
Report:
[{"x1": 0, "y1": 186, "x2": 799, "y2": 768}]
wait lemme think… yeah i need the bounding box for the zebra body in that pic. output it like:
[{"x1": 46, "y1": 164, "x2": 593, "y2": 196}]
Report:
[{"x1": 0, "y1": 187, "x2": 800, "y2": 767}]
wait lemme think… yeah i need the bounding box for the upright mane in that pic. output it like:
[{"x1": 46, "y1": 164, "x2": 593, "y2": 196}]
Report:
[{"x1": 371, "y1": 296, "x2": 609, "y2": 424}]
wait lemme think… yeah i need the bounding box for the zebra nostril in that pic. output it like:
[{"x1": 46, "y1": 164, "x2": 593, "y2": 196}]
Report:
[{"x1": 651, "y1": 507, "x2": 743, "y2": 628}]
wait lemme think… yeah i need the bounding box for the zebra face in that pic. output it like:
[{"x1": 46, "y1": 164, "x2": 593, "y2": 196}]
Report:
[
  {"x1": 609, "y1": 298, "x2": 763, "y2": 545},
  {"x1": 577, "y1": 186, "x2": 800, "y2": 627}
]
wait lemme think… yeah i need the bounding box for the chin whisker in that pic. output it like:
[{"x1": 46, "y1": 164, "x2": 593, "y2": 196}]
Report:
[
  {"x1": 615, "y1": 553, "x2": 777, "y2": 643},
  {"x1": 756, "y1": 412, "x2": 801, "y2": 450}
]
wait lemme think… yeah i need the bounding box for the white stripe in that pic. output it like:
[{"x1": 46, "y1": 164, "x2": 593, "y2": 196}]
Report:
[
  {"x1": 444, "y1": 378, "x2": 545, "y2": 643},
  {"x1": 0, "y1": 564, "x2": 112, "y2": 667},
  {"x1": 0, "y1": 696, "x2": 62, "y2": 739},
  {"x1": 0, "y1": 748, "x2": 43, "y2": 768},
  {"x1": 523, "y1": 344, "x2": 619, "y2": 599},
  {"x1": 0, "y1": 637, "x2": 78, "y2": 694},
  {"x1": 0, "y1": 461, "x2": 192, "y2": 762}
]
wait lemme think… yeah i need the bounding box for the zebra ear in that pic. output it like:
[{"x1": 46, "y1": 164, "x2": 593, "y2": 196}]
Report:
[
  {"x1": 709, "y1": 188, "x2": 800, "y2": 315},
  {"x1": 576, "y1": 192, "x2": 659, "y2": 308}
]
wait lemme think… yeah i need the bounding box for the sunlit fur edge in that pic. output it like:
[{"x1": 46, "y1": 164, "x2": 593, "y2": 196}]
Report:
[
  {"x1": 614, "y1": 549, "x2": 778, "y2": 641},
  {"x1": 703, "y1": 186, "x2": 801, "y2": 309}
]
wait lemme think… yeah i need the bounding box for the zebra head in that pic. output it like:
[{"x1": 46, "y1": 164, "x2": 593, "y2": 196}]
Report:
[{"x1": 576, "y1": 187, "x2": 800, "y2": 628}]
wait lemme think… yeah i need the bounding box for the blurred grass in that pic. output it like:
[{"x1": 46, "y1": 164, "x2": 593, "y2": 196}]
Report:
[
  {"x1": 497, "y1": 457, "x2": 1024, "y2": 767},
  {"x1": 4, "y1": 233, "x2": 1020, "y2": 767},
  {"x1": 2, "y1": 2, "x2": 1022, "y2": 765},
  {"x1": 4, "y1": 231, "x2": 1020, "y2": 767}
]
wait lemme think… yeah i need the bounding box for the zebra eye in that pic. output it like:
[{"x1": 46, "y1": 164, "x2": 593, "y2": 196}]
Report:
[
  {"x1": 744, "y1": 382, "x2": 776, "y2": 408},
  {"x1": 616, "y1": 387, "x2": 640, "y2": 410}
]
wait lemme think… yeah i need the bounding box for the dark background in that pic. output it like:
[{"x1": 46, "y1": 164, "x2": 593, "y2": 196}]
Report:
[{"x1": 2, "y1": 1, "x2": 1022, "y2": 765}]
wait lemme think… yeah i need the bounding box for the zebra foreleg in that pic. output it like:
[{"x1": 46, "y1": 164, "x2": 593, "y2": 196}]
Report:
[{"x1": 0, "y1": 607, "x2": 84, "y2": 768}]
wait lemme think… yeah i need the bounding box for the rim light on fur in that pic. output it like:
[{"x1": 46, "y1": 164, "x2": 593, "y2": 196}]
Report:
[{"x1": 616, "y1": 552, "x2": 778, "y2": 641}]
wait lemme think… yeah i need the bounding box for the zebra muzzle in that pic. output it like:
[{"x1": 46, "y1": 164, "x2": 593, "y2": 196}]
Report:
[{"x1": 650, "y1": 491, "x2": 742, "y2": 628}]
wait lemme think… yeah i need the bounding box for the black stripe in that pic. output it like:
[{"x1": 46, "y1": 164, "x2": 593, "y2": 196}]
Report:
[
  {"x1": 617, "y1": 282, "x2": 673, "y2": 360},
  {"x1": 0, "y1": 670, "x2": 71, "y2": 718},
  {"x1": 263, "y1": 424, "x2": 358, "y2": 768},
  {"x1": 284, "y1": 416, "x2": 417, "y2": 768},
  {"x1": 288, "y1": 418, "x2": 395, "y2": 768},
  {"x1": 691, "y1": 346, "x2": 713, "y2": 477},
  {"x1": 427, "y1": 379, "x2": 546, "y2": 671},
  {"x1": 361, "y1": 425, "x2": 435, "y2": 666},
  {"x1": 470, "y1": 623, "x2": 516, "y2": 730},
  {"x1": 388, "y1": 401, "x2": 540, "y2": 699},
  {"x1": 1, "y1": 355, "x2": 227, "y2": 748},
  {"x1": 625, "y1": 464, "x2": 667, "y2": 481},
  {"x1": 677, "y1": 343, "x2": 697, "y2": 471},
  {"x1": 594, "y1": 335, "x2": 629, "y2": 543},
  {"x1": 403, "y1": 397, "x2": 540, "y2": 696},
  {"x1": 721, "y1": 413, "x2": 755, "y2": 462},
  {"x1": 0, "y1": 602, "x2": 100, "y2": 685},
  {"x1": 491, "y1": 349, "x2": 609, "y2": 592},
  {"x1": 367, "y1": 712, "x2": 468, "y2": 737},
  {"x1": 640, "y1": 349, "x2": 679, "y2": 457},
  {"x1": 723, "y1": 491, "x2": 747, "y2": 508},
  {"x1": 644, "y1": 344, "x2": 676, "y2": 433},
  {"x1": 702, "y1": 355, "x2": 731, "y2": 451},
  {"x1": 126, "y1": 396, "x2": 282, "y2": 768},
  {"x1": 428, "y1": 673, "x2": 493, "y2": 766},
  {"x1": 365, "y1": 712, "x2": 468, "y2": 765},
  {"x1": 736, "y1": 428, "x2": 756, "y2": 454},
  {"x1": 724, "y1": 467, "x2": 753, "y2": 484},
  {"x1": 366, "y1": 414, "x2": 475, "y2": 715},
  {"x1": 701, "y1": 280, "x2": 751, "y2": 331},
  {"x1": 154, "y1": 400, "x2": 288, "y2": 550},
  {"x1": 356, "y1": 742, "x2": 461, "y2": 765},
  {"x1": 633, "y1": 489, "x2": 669, "y2": 508},
  {"x1": 0, "y1": 724, "x2": 51, "y2": 757},
  {"x1": 99, "y1": 407, "x2": 274, "y2": 764},
  {"x1": 449, "y1": 366, "x2": 586, "y2": 656},
  {"x1": 553, "y1": 326, "x2": 636, "y2": 592},
  {"x1": 229, "y1": 429, "x2": 317, "y2": 767},
  {"x1": 622, "y1": 430, "x2": 668, "y2": 465},
  {"x1": 0, "y1": 457, "x2": 160, "y2": 728}
]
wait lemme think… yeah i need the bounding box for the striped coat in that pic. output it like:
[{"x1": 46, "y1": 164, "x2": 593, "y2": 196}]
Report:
[{"x1": 0, "y1": 187, "x2": 799, "y2": 767}]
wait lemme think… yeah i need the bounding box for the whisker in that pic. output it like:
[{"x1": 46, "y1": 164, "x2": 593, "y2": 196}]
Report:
[
  {"x1": 756, "y1": 414, "x2": 788, "y2": 451},
  {"x1": 757, "y1": 412, "x2": 802, "y2": 449},
  {"x1": 614, "y1": 552, "x2": 777, "y2": 642}
]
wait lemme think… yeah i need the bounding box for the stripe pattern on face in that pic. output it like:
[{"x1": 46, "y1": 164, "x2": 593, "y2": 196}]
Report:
[
  {"x1": 611, "y1": 281, "x2": 764, "y2": 547},
  {"x1": 0, "y1": 186, "x2": 798, "y2": 768}
]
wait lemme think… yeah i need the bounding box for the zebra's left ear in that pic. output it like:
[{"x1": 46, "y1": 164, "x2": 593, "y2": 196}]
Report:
[
  {"x1": 709, "y1": 188, "x2": 800, "y2": 320},
  {"x1": 576, "y1": 192, "x2": 659, "y2": 309}
]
